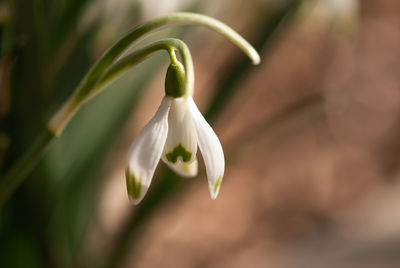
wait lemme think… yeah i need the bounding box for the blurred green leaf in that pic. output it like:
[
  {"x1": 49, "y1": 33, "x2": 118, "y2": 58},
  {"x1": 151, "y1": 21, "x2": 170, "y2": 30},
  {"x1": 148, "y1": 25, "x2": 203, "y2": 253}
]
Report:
[
  {"x1": 0, "y1": 0, "x2": 166, "y2": 267},
  {"x1": 43, "y1": 54, "x2": 164, "y2": 266}
]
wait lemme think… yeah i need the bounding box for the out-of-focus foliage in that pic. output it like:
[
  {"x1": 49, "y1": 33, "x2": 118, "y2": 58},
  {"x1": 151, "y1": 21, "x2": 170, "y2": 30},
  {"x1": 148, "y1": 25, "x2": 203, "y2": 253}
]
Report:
[
  {"x1": 0, "y1": 0, "x2": 297, "y2": 266},
  {"x1": 0, "y1": 0, "x2": 168, "y2": 266},
  {"x1": 4, "y1": 0, "x2": 400, "y2": 268}
]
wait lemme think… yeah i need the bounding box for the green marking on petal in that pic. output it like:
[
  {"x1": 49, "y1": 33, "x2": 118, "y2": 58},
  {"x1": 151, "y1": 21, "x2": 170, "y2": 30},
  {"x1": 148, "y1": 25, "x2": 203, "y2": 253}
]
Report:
[
  {"x1": 165, "y1": 144, "x2": 192, "y2": 163},
  {"x1": 125, "y1": 168, "x2": 142, "y2": 200},
  {"x1": 213, "y1": 175, "x2": 223, "y2": 195}
]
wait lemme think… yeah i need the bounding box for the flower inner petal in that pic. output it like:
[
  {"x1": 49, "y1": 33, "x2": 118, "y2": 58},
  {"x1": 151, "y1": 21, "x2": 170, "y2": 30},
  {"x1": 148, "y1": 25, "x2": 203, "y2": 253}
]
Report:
[{"x1": 163, "y1": 97, "x2": 198, "y2": 164}]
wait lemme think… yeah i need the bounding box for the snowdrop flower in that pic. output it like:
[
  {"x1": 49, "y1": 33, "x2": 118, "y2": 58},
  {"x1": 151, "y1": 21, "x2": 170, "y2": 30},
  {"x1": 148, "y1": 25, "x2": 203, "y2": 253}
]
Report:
[
  {"x1": 8, "y1": 13, "x2": 260, "y2": 209},
  {"x1": 126, "y1": 60, "x2": 224, "y2": 204}
]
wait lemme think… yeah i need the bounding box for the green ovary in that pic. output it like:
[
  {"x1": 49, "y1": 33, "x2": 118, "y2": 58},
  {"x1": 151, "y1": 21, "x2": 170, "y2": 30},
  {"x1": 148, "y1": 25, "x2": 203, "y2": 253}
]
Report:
[
  {"x1": 165, "y1": 144, "x2": 192, "y2": 163},
  {"x1": 126, "y1": 168, "x2": 142, "y2": 200}
]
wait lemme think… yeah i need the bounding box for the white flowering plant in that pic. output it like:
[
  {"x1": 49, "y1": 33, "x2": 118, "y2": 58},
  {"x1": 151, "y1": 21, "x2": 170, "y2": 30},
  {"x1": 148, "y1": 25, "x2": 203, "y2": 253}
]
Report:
[{"x1": 0, "y1": 12, "x2": 260, "y2": 206}]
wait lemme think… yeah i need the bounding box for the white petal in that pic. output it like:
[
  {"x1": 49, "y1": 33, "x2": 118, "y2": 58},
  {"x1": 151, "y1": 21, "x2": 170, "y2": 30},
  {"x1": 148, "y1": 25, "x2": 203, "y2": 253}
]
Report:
[
  {"x1": 162, "y1": 97, "x2": 198, "y2": 165},
  {"x1": 188, "y1": 97, "x2": 225, "y2": 199},
  {"x1": 126, "y1": 97, "x2": 172, "y2": 204},
  {"x1": 164, "y1": 158, "x2": 198, "y2": 178}
]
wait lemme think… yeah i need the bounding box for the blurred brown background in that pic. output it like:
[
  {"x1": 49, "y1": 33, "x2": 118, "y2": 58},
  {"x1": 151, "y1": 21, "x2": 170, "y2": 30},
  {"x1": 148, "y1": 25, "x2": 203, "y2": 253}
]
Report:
[
  {"x1": 2, "y1": 0, "x2": 400, "y2": 267},
  {"x1": 89, "y1": 0, "x2": 400, "y2": 267}
]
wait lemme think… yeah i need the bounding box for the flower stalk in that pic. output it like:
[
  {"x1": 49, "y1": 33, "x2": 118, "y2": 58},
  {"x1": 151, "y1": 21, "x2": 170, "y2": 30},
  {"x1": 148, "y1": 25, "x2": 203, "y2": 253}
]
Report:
[{"x1": 49, "y1": 38, "x2": 194, "y2": 135}]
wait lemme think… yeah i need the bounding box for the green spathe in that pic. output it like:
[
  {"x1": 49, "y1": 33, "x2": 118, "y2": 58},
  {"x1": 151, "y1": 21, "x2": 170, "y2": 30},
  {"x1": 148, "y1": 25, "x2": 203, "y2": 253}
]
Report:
[
  {"x1": 165, "y1": 144, "x2": 192, "y2": 163},
  {"x1": 165, "y1": 61, "x2": 185, "y2": 98},
  {"x1": 126, "y1": 168, "x2": 142, "y2": 200}
]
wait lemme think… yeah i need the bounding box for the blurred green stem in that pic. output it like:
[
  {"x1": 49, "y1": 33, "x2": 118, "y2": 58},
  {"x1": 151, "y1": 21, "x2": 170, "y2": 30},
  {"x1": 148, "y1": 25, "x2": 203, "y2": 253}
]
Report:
[
  {"x1": 0, "y1": 12, "x2": 260, "y2": 208},
  {"x1": 0, "y1": 131, "x2": 53, "y2": 207}
]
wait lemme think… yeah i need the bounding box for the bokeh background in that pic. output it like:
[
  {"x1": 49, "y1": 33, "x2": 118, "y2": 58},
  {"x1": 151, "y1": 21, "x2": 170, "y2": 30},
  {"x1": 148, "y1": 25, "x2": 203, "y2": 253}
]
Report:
[{"x1": 1, "y1": 0, "x2": 400, "y2": 267}]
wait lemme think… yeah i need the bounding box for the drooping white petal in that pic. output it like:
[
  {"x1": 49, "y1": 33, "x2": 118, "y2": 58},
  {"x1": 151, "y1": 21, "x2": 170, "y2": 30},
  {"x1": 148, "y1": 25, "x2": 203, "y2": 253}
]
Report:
[
  {"x1": 164, "y1": 158, "x2": 198, "y2": 178},
  {"x1": 162, "y1": 97, "x2": 198, "y2": 165},
  {"x1": 188, "y1": 97, "x2": 225, "y2": 199},
  {"x1": 126, "y1": 97, "x2": 172, "y2": 204}
]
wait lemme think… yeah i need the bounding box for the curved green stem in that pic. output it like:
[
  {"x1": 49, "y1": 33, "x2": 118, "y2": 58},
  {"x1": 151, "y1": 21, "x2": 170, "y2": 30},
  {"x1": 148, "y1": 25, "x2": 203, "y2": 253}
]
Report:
[
  {"x1": 1, "y1": 12, "x2": 260, "y2": 208},
  {"x1": 49, "y1": 38, "x2": 193, "y2": 135},
  {"x1": 0, "y1": 131, "x2": 54, "y2": 208},
  {"x1": 49, "y1": 12, "x2": 260, "y2": 135},
  {"x1": 98, "y1": 39, "x2": 193, "y2": 99}
]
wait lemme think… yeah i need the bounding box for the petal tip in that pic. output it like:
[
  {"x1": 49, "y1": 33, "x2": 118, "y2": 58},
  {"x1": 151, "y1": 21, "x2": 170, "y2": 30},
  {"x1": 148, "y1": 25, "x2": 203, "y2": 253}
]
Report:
[
  {"x1": 210, "y1": 192, "x2": 218, "y2": 200},
  {"x1": 128, "y1": 195, "x2": 142, "y2": 205},
  {"x1": 179, "y1": 160, "x2": 199, "y2": 178},
  {"x1": 209, "y1": 174, "x2": 223, "y2": 200},
  {"x1": 125, "y1": 168, "x2": 144, "y2": 205}
]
